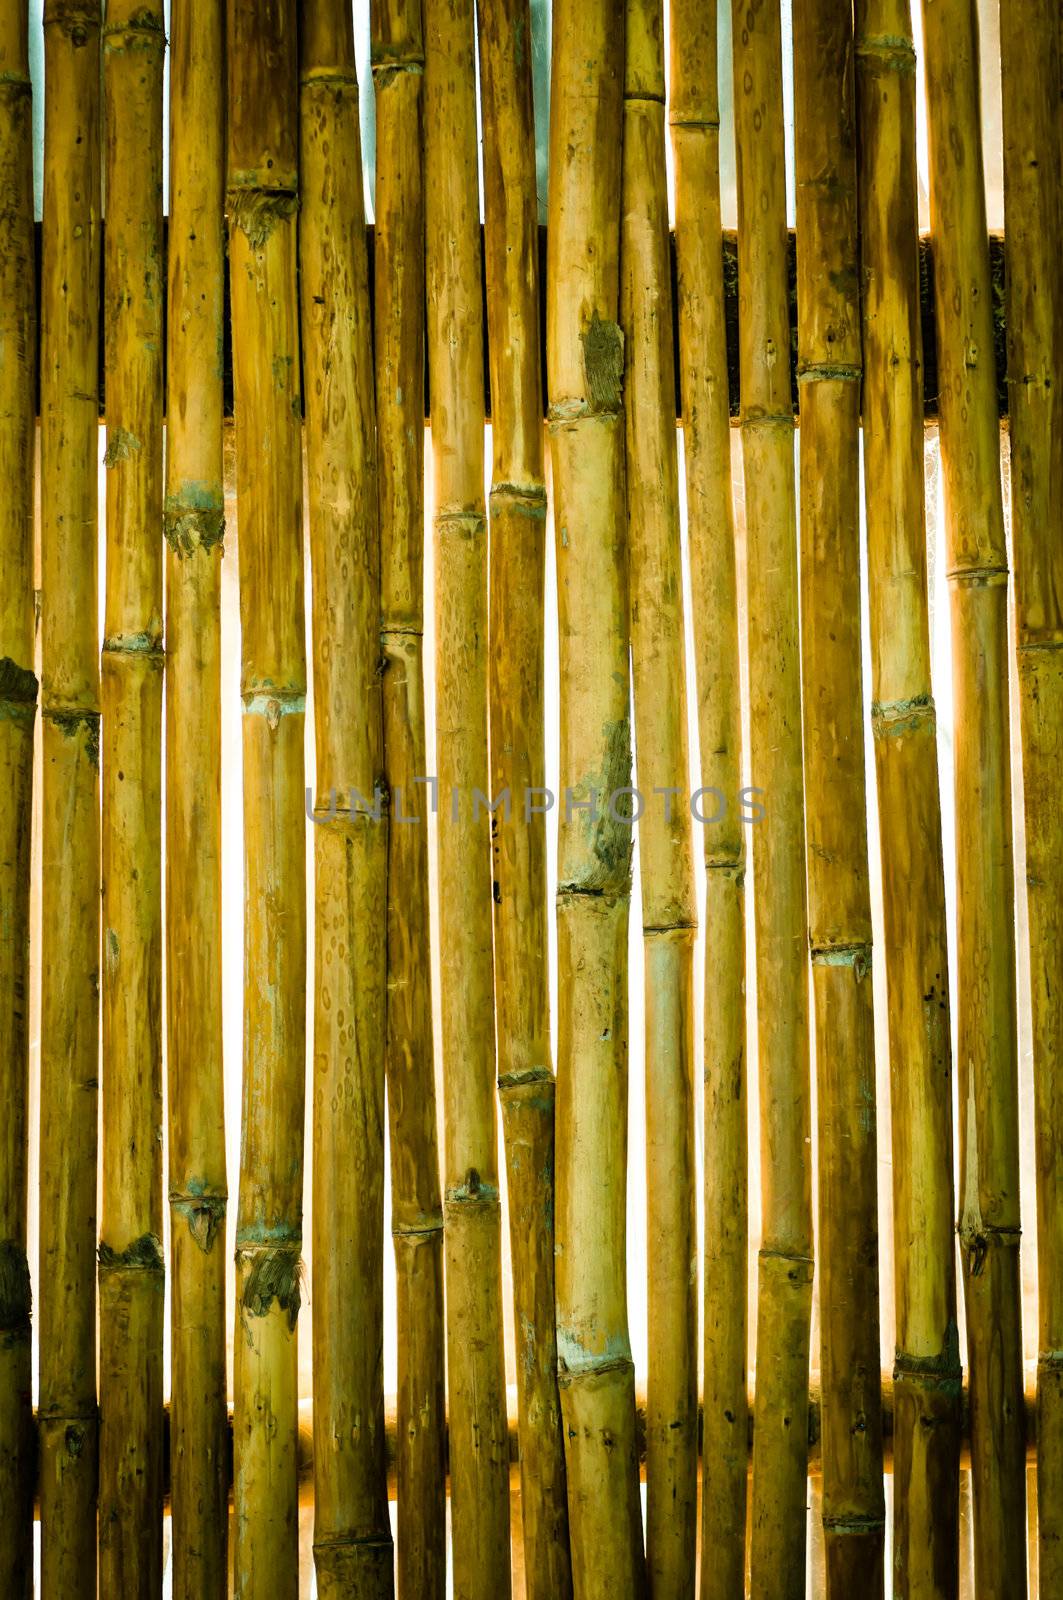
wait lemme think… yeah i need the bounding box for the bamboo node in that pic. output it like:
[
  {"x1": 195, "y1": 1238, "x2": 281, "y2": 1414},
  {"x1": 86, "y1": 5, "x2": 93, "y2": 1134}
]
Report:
[
  {"x1": 228, "y1": 188, "x2": 299, "y2": 248},
  {"x1": 854, "y1": 35, "x2": 917, "y2": 75},
  {"x1": 445, "y1": 1172, "x2": 500, "y2": 1210},
  {"x1": 0, "y1": 1240, "x2": 32, "y2": 1340},
  {"x1": 0, "y1": 655, "x2": 38, "y2": 711},
  {"x1": 810, "y1": 941, "x2": 872, "y2": 980},
  {"x1": 42, "y1": 4, "x2": 100, "y2": 46},
  {"x1": 97, "y1": 1232, "x2": 165, "y2": 1277},
  {"x1": 497, "y1": 1065, "x2": 554, "y2": 1091},
  {"x1": 102, "y1": 630, "x2": 164, "y2": 659},
  {"x1": 170, "y1": 1189, "x2": 227, "y2": 1253},
  {"x1": 958, "y1": 1221, "x2": 1022, "y2": 1278},
  {"x1": 237, "y1": 1244, "x2": 304, "y2": 1332},
  {"x1": 0, "y1": 72, "x2": 32, "y2": 96},
  {"x1": 164, "y1": 485, "x2": 225, "y2": 558},
  {"x1": 103, "y1": 427, "x2": 141, "y2": 467},
  {"x1": 489, "y1": 481, "x2": 548, "y2": 517},
  {"x1": 797, "y1": 363, "x2": 861, "y2": 384},
  {"x1": 581, "y1": 312, "x2": 625, "y2": 414},
  {"x1": 870, "y1": 693, "x2": 936, "y2": 739},
  {"x1": 946, "y1": 562, "x2": 1008, "y2": 587}
]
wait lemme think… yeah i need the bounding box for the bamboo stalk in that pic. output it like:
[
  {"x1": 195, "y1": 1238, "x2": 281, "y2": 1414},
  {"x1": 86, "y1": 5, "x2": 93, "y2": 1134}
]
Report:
[
  {"x1": 98, "y1": 4, "x2": 166, "y2": 1591},
  {"x1": 999, "y1": 1, "x2": 1063, "y2": 1591},
  {"x1": 621, "y1": 2, "x2": 698, "y2": 1593},
  {"x1": 37, "y1": 5, "x2": 102, "y2": 1595},
  {"x1": 730, "y1": 1, "x2": 813, "y2": 1593},
  {"x1": 669, "y1": 3, "x2": 748, "y2": 1596},
  {"x1": 299, "y1": 6, "x2": 393, "y2": 1595},
  {"x1": 371, "y1": 2, "x2": 448, "y2": 1595},
  {"x1": 0, "y1": 5, "x2": 36, "y2": 1594},
  {"x1": 918, "y1": 3, "x2": 1027, "y2": 1591},
  {"x1": 547, "y1": 4, "x2": 647, "y2": 1594},
  {"x1": 227, "y1": 4, "x2": 307, "y2": 1594},
  {"x1": 477, "y1": 4, "x2": 572, "y2": 1597},
  {"x1": 854, "y1": 3, "x2": 962, "y2": 1594},
  {"x1": 792, "y1": 0, "x2": 885, "y2": 1589}
]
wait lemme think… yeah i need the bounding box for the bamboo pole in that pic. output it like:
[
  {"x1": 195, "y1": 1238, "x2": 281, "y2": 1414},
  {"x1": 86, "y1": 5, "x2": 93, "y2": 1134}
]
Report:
[
  {"x1": 854, "y1": 3, "x2": 962, "y2": 1594},
  {"x1": 227, "y1": 4, "x2": 307, "y2": 1594},
  {"x1": 621, "y1": 2, "x2": 698, "y2": 1594},
  {"x1": 792, "y1": 0, "x2": 885, "y2": 1589},
  {"x1": 37, "y1": 5, "x2": 102, "y2": 1596},
  {"x1": 547, "y1": 4, "x2": 647, "y2": 1594},
  {"x1": 371, "y1": 2, "x2": 448, "y2": 1595},
  {"x1": 299, "y1": 6, "x2": 393, "y2": 1595},
  {"x1": 999, "y1": 1, "x2": 1063, "y2": 1591},
  {"x1": 165, "y1": 2, "x2": 228, "y2": 1596},
  {"x1": 730, "y1": 1, "x2": 813, "y2": 1593},
  {"x1": 670, "y1": 3, "x2": 748, "y2": 1596},
  {"x1": 919, "y1": 3, "x2": 1027, "y2": 1591},
  {"x1": 98, "y1": 4, "x2": 166, "y2": 1591},
  {"x1": 477, "y1": 4, "x2": 572, "y2": 1597},
  {"x1": 0, "y1": 6, "x2": 36, "y2": 1594}
]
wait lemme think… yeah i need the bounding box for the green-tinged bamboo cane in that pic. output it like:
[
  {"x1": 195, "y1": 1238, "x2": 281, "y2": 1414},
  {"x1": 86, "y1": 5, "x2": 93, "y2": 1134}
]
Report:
[
  {"x1": 731, "y1": 1, "x2": 813, "y2": 1593},
  {"x1": 165, "y1": 2, "x2": 228, "y2": 1595},
  {"x1": 621, "y1": 3, "x2": 697, "y2": 1594},
  {"x1": 919, "y1": 3, "x2": 1027, "y2": 1591},
  {"x1": 300, "y1": 5, "x2": 393, "y2": 1595},
  {"x1": 38, "y1": 5, "x2": 102, "y2": 1595},
  {"x1": 670, "y1": 4, "x2": 748, "y2": 1596},
  {"x1": 478, "y1": 4, "x2": 572, "y2": 1596},
  {"x1": 0, "y1": 7, "x2": 35, "y2": 1594},
  {"x1": 98, "y1": 5, "x2": 166, "y2": 1591},
  {"x1": 371, "y1": 2, "x2": 447, "y2": 1595},
  {"x1": 1000, "y1": 1, "x2": 1063, "y2": 1590},
  {"x1": 227, "y1": 3, "x2": 307, "y2": 1593},
  {"x1": 793, "y1": 0, "x2": 885, "y2": 1589},
  {"x1": 424, "y1": 2, "x2": 511, "y2": 1594},
  {"x1": 854, "y1": 3, "x2": 962, "y2": 1594},
  {"x1": 548, "y1": 3, "x2": 647, "y2": 1594}
]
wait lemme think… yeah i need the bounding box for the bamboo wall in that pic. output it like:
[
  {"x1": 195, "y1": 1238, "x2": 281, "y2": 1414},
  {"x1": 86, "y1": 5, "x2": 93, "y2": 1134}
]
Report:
[{"x1": 1, "y1": 0, "x2": 1059, "y2": 1596}]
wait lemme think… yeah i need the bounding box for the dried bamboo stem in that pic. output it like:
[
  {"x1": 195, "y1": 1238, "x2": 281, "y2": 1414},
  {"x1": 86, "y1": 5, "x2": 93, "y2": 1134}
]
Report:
[
  {"x1": 0, "y1": 6, "x2": 36, "y2": 1594},
  {"x1": 919, "y1": 2, "x2": 1027, "y2": 1591},
  {"x1": 793, "y1": 0, "x2": 885, "y2": 1589},
  {"x1": 670, "y1": 3, "x2": 748, "y2": 1595},
  {"x1": 548, "y1": 3, "x2": 647, "y2": 1594},
  {"x1": 37, "y1": 6, "x2": 102, "y2": 1595},
  {"x1": 300, "y1": 5, "x2": 393, "y2": 1594},
  {"x1": 621, "y1": 2, "x2": 697, "y2": 1594},
  {"x1": 854, "y1": 4, "x2": 962, "y2": 1594},
  {"x1": 227, "y1": 4, "x2": 307, "y2": 1593},
  {"x1": 999, "y1": 1, "x2": 1063, "y2": 1591},
  {"x1": 730, "y1": 2, "x2": 813, "y2": 1593},
  {"x1": 478, "y1": 4, "x2": 571, "y2": 1596},
  {"x1": 424, "y1": 1, "x2": 511, "y2": 1593},
  {"x1": 371, "y1": 2, "x2": 447, "y2": 1595},
  {"x1": 165, "y1": 1, "x2": 228, "y2": 1594}
]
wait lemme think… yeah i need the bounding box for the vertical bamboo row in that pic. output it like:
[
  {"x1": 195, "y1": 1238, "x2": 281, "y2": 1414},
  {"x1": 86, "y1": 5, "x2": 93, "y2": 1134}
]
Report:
[
  {"x1": 165, "y1": 1, "x2": 228, "y2": 1594},
  {"x1": 793, "y1": 0, "x2": 885, "y2": 1590},
  {"x1": 371, "y1": 2, "x2": 448, "y2": 1595},
  {"x1": 478, "y1": 3, "x2": 572, "y2": 1596},
  {"x1": 227, "y1": 3, "x2": 307, "y2": 1593},
  {"x1": 548, "y1": 4, "x2": 647, "y2": 1595},
  {"x1": 98, "y1": 4, "x2": 166, "y2": 1590},
  {"x1": 0, "y1": 6, "x2": 36, "y2": 1594},
  {"x1": 670, "y1": 3, "x2": 748, "y2": 1596},
  {"x1": 999, "y1": 1, "x2": 1063, "y2": 1591},
  {"x1": 621, "y1": 2, "x2": 698, "y2": 1594},
  {"x1": 919, "y1": 3, "x2": 1027, "y2": 1591},
  {"x1": 37, "y1": 6, "x2": 102, "y2": 1595},
  {"x1": 731, "y1": 1, "x2": 813, "y2": 1593},
  {"x1": 423, "y1": 2, "x2": 512, "y2": 1594},
  {"x1": 300, "y1": 5, "x2": 393, "y2": 1594},
  {"x1": 854, "y1": 1, "x2": 962, "y2": 1592}
]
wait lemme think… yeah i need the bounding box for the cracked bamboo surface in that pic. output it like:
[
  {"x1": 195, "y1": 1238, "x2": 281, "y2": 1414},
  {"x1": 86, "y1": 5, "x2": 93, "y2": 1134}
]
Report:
[
  {"x1": 424, "y1": 2, "x2": 512, "y2": 1595},
  {"x1": 372, "y1": 2, "x2": 448, "y2": 1596},
  {"x1": 854, "y1": 2, "x2": 962, "y2": 1594},
  {"x1": 920, "y1": 2, "x2": 1027, "y2": 1593},
  {"x1": 300, "y1": 5, "x2": 393, "y2": 1594},
  {"x1": 37, "y1": 6, "x2": 102, "y2": 1596},
  {"x1": 1000, "y1": 1, "x2": 1063, "y2": 1592},
  {"x1": 478, "y1": 4, "x2": 571, "y2": 1597},
  {"x1": 227, "y1": 3, "x2": 307, "y2": 1594},
  {"x1": 0, "y1": 6, "x2": 36, "y2": 1595}
]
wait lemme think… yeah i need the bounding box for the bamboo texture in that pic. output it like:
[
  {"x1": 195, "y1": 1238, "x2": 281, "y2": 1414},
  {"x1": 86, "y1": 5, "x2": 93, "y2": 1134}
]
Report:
[
  {"x1": 919, "y1": 2, "x2": 1027, "y2": 1592},
  {"x1": 424, "y1": 2, "x2": 512, "y2": 1595},
  {"x1": 227, "y1": 3, "x2": 307, "y2": 1594},
  {"x1": 670, "y1": 3, "x2": 748, "y2": 1596},
  {"x1": 37, "y1": 5, "x2": 102, "y2": 1596},
  {"x1": 0, "y1": 5, "x2": 35, "y2": 1595},
  {"x1": 477, "y1": 3, "x2": 572, "y2": 1597},
  {"x1": 371, "y1": 1, "x2": 448, "y2": 1595}
]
